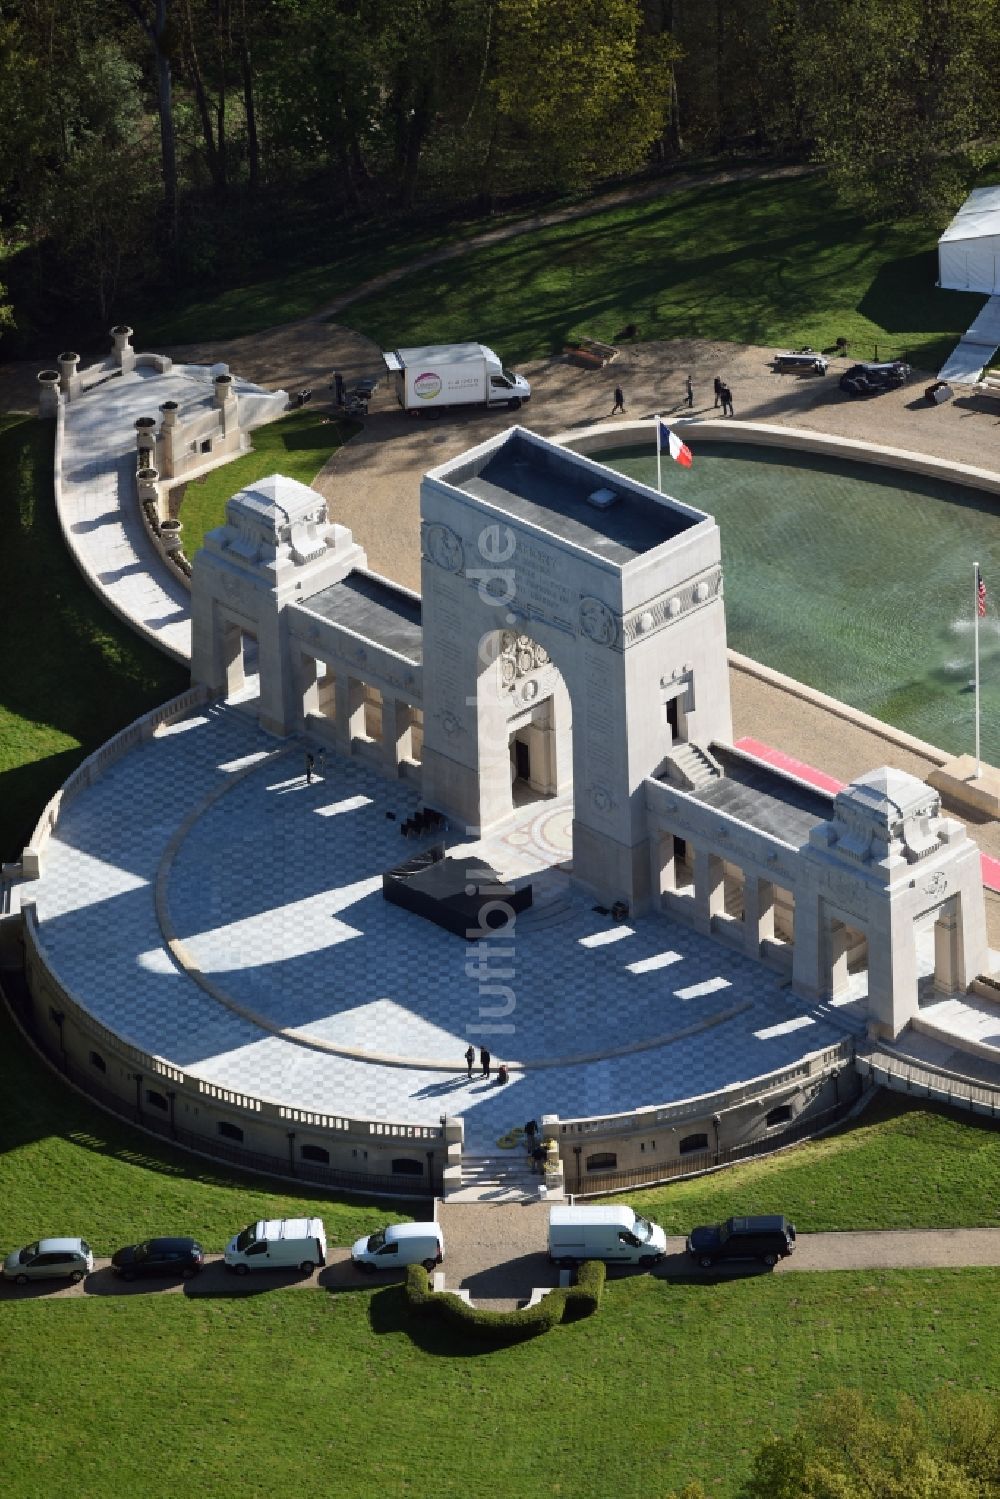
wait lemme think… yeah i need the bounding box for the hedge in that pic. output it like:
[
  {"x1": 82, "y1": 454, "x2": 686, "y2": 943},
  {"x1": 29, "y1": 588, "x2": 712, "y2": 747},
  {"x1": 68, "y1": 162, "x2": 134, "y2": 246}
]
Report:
[{"x1": 404, "y1": 1260, "x2": 605, "y2": 1343}]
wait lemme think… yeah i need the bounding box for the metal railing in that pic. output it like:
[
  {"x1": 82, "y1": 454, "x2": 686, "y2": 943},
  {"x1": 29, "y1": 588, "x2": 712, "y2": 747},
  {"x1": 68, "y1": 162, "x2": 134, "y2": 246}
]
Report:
[{"x1": 856, "y1": 1042, "x2": 1000, "y2": 1116}]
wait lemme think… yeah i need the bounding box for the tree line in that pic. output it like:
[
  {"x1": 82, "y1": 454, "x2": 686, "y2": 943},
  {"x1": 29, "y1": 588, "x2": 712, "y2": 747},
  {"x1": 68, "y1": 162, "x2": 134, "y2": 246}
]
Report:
[{"x1": 1, "y1": 0, "x2": 999, "y2": 345}]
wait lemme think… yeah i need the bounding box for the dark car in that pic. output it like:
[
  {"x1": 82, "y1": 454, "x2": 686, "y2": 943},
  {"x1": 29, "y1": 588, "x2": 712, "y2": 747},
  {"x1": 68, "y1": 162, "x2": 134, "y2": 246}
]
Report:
[
  {"x1": 686, "y1": 1215, "x2": 796, "y2": 1269},
  {"x1": 111, "y1": 1236, "x2": 204, "y2": 1280},
  {"x1": 839, "y1": 360, "x2": 911, "y2": 395}
]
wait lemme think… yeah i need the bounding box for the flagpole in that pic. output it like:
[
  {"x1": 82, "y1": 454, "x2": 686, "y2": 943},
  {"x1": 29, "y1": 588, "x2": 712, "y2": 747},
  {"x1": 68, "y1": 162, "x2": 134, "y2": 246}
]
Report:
[
  {"x1": 655, "y1": 415, "x2": 662, "y2": 494},
  {"x1": 975, "y1": 560, "x2": 982, "y2": 780}
]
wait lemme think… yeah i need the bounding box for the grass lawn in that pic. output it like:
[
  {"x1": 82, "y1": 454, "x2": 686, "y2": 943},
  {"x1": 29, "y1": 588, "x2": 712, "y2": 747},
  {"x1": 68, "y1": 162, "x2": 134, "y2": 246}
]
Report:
[
  {"x1": 0, "y1": 414, "x2": 187, "y2": 862},
  {"x1": 612, "y1": 1092, "x2": 1000, "y2": 1232},
  {"x1": 0, "y1": 1002, "x2": 410, "y2": 1256},
  {"x1": 2, "y1": 1268, "x2": 998, "y2": 1497},
  {"x1": 177, "y1": 407, "x2": 358, "y2": 558},
  {"x1": 343, "y1": 172, "x2": 985, "y2": 371}
]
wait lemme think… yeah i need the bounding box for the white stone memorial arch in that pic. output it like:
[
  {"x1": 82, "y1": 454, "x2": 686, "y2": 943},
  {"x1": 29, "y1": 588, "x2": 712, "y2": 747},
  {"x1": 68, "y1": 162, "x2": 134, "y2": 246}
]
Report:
[{"x1": 418, "y1": 428, "x2": 734, "y2": 911}]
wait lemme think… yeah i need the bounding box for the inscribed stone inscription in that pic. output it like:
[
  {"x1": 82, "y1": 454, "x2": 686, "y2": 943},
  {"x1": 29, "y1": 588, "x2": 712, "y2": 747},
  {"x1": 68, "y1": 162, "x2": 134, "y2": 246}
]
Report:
[{"x1": 508, "y1": 539, "x2": 576, "y2": 626}]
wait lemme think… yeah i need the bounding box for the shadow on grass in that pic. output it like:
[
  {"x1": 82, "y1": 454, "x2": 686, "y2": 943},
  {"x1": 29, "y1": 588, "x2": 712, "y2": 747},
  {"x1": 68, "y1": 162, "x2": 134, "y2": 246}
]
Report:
[{"x1": 368, "y1": 1283, "x2": 516, "y2": 1357}]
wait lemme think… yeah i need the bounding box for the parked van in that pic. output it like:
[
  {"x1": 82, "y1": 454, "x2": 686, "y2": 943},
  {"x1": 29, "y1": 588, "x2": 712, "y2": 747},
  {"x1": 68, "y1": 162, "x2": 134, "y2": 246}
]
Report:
[
  {"x1": 548, "y1": 1206, "x2": 667, "y2": 1267},
  {"x1": 351, "y1": 1222, "x2": 444, "y2": 1274},
  {"x1": 382, "y1": 343, "x2": 531, "y2": 414},
  {"x1": 224, "y1": 1218, "x2": 327, "y2": 1276}
]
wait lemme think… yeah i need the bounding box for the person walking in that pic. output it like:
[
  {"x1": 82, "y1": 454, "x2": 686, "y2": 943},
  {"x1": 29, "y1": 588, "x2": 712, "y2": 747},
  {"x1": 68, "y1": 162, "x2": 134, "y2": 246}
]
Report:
[
  {"x1": 496, "y1": 1063, "x2": 509, "y2": 1086},
  {"x1": 685, "y1": 375, "x2": 694, "y2": 409},
  {"x1": 721, "y1": 383, "x2": 735, "y2": 417},
  {"x1": 713, "y1": 376, "x2": 723, "y2": 408},
  {"x1": 305, "y1": 751, "x2": 315, "y2": 785},
  {"x1": 480, "y1": 1046, "x2": 491, "y2": 1079},
  {"x1": 464, "y1": 1044, "x2": 475, "y2": 1079},
  {"x1": 611, "y1": 384, "x2": 625, "y2": 414}
]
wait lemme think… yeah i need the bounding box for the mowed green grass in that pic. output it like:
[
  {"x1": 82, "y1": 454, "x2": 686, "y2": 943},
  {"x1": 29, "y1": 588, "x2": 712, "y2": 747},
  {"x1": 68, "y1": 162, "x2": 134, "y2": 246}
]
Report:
[
  {"x1": 344, "y1": 173, "x2": 985, "y2": 370},
  {"x1": 0, "y1": 1002, "x2": 409, "y2": 1255},
  {"x1": 0, "y1": 414, "x2": 187, "y2": 861},
  {"x1": 614, "y1": 1093, "x2": 1000, "y2": 1232},
  {"x1": 3, "y1": 1269, "x2": 998, "y2": 1498},
  {"x1": 177, "y1": 407, "x2": 358, "y2": 558}
]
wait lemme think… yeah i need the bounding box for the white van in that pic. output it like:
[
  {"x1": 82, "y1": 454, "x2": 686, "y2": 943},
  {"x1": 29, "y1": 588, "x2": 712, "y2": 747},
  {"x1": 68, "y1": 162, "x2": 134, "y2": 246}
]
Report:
[
  {"x1": 224, "y1": 1217, "x2": 327, "y2": 1276},
  {"x1": 548, "y1": 1205, "x2": 667, "y2": 1267},
  {"x1": 351, "y1": 1221, "x2": 444, "y2": 1274}
]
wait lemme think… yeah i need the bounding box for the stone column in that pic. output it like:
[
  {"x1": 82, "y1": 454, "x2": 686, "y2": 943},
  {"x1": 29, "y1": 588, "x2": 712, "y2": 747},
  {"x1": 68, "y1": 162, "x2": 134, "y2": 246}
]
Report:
[
  {"x1": 693, "y1": 846, "x2": 724, "y2": 934},
  {"x1": 158, "y1": 401, "x2": 179, "y2": 478},
  {"x1": 934, "y1": 903, "x2": 962, "y2": 994},
  {"x1": 58, "y1": 352, "x2": 81, "y2": 400},
  {"x1": 37, "y1": 370, "x2": 61, "y2": 418},
  {"x1": 744, "y1": 875, "x2": 775, "y2": 959},
  {"x1": 111, "y1": 325, "x2": 136, "y2": 374},
  {"x1": 334, "y1": 676, "x2": 366, "y2": 755},
  {"x1": 297, "y1": 652, "x2": 320, "y2": 721},
  {"x1": 380, "y1": 696, "x2": 406, "y2": 777},
  {"x1": 214, "y1": 373, "x2": 237, "y2": 435}
]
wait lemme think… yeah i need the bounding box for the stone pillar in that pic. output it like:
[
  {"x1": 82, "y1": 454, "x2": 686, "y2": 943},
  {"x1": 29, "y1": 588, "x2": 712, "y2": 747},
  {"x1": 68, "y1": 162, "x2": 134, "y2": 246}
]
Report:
[
  {"x1": 158, "y1": 401, "x2": 179, "y2": 478},
  {"x1": 111, "y1": 325, "x2": 136, "y2": 374},
  {"x1": 136, "y1": 466, "x2": 164, "y2": 523},
  {"x1": 58, "y1": 352, "x2": 81, "y2": 400},
  {"x1": 380, "y1": 697, "x2": 405, "y2": 776},
  {"x1": 693, "y1": 847, "x2": 724, "y2": 934},
  {"x1": 828, "y1": 921, "x2": 851, "y2": 1000},
  {"x1": 214, "y1": 373, "x2": 237, "y2": 435},
  {"x1": 135, "y1": 415, "x2": 157, "y2": 467},
  {"x1": 37, "y1": 370, "x2": 61, "y2": 418},
  {"x1": 934, "y1": 903, "x2": 962, "y2": 994},
  {"x1": 297, "y1": 653, "x2": 320, "y2": 721},
  {"x1": 743, "y1": 874, "x2": 775, "y2": 959},
  {"x1": 334, "y1": 676, "x2": 366, "y2": 754}
]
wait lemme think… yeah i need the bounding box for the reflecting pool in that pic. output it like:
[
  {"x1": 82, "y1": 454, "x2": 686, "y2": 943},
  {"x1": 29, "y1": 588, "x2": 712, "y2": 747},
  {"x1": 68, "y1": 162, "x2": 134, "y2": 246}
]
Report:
[{"x1": 599, "y1": 441, "x2": 1000, "y2": 762}]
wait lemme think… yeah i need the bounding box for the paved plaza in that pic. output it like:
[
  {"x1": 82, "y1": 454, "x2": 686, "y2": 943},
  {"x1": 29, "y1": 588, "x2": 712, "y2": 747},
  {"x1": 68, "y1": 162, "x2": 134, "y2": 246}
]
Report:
[{"x1": 29, "y1": 694, "x2": 874, "y2": 1150}]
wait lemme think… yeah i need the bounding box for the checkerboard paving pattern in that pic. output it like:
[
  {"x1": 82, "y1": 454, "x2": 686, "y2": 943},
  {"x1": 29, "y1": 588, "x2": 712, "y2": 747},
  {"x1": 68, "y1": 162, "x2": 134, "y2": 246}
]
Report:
[{"x1": 34, "y1": 698, "x2": 878, "y2": 1150}]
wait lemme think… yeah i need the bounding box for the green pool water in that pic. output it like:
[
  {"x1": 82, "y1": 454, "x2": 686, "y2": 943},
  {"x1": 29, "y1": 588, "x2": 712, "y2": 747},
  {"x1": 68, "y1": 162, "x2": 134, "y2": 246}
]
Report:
[{"x1": 600, "y1": 441, "x2": 1000, "y2": 763}]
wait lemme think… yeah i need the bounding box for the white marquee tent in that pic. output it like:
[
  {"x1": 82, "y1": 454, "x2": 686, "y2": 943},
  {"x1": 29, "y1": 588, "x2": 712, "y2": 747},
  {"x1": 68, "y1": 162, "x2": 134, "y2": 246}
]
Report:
[{"x1": 939, "y1": 186, "x2": 1000, "y2": 294}]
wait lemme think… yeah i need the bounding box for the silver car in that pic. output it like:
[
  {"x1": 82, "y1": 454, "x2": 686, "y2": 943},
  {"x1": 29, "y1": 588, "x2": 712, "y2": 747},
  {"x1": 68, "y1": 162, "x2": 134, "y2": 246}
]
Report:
[{"x1": 3, "y1": 1237, "x2": 94, "y2": 1285}]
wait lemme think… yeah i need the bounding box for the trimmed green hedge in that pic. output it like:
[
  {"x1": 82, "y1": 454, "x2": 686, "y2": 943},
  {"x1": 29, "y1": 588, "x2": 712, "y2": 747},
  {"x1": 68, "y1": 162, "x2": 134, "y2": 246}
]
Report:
[{"x1": 404, "y1": 1260, "x2": 605, "y2": 1342}]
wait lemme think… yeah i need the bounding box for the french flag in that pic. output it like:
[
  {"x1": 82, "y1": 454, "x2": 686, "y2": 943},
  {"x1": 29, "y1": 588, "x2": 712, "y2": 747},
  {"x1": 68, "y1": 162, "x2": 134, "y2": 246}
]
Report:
[{"x1": 658, "y1": 420, "x2": 692, "y2": 468}]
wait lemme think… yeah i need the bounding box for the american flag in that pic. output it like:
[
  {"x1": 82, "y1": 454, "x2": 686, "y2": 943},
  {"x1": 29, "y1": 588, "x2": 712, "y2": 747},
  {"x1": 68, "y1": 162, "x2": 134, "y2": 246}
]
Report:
[{"x1": 978, "y1": 566, "x2": 987, "y2": 618}]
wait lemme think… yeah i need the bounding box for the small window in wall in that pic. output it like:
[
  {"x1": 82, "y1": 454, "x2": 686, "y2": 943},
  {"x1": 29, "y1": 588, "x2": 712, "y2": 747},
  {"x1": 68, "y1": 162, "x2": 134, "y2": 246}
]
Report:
[
  {"x1": 217, "y1": 1120, "x2": 244, "y2": 1143},
  {"x1": 766, "y1": 1104, "x2": 793, "y2": 1127},
  {"x1": 301, "y1": 1144, "x2": 330, "y2": 1164},
  {"x1": 89, "y1": 1050, "x2": 106, "y2": 1073},
  {"x1": 200, "y1": 438, "x2": 212, "y2": 454},
  {"x1": 586, "y1": 1152, "x2": 617, "y2": 1172},
  {"x1": 679, "y1": 1132, "x2": 709, "y2": 1155},
  {"x1": 391, "y1": 1157, "x2": 424, "y2": 1176},
  {"x1": 146, "y1": 1089, "x2": 168, "y2": 1111}
]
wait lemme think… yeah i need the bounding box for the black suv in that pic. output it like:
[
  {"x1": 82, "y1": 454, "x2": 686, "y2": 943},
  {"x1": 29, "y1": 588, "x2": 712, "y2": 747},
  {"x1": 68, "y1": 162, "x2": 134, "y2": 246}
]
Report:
[
  {"x1": 839, "y1": 360, "x2": 911, "y2": 396},
  {"x1": 111, "y1": 1236, "x2": 204, "y2": 1280},
  {"x1": 686, "y1": 1215, "x2": 796, "y2": 1268}
]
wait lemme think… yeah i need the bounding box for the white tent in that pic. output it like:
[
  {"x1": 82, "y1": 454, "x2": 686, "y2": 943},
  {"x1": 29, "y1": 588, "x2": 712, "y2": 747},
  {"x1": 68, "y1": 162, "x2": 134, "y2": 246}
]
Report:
[{"x1": 939, "y1": 186, "x2": 1000, "y2": 293}]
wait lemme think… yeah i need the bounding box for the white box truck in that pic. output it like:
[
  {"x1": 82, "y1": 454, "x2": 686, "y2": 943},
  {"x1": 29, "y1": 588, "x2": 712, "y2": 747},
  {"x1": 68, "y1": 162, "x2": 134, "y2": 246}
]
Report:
[
  {"x1": 548, "y1": 1205, "x2": 667, "y2": 1267},
  {"x1": 224, "y1": 1217, "x2": 327, "y2": 1276},
  {"x1": 382, "y1": 343, "x2": 531, "y2": 414}
]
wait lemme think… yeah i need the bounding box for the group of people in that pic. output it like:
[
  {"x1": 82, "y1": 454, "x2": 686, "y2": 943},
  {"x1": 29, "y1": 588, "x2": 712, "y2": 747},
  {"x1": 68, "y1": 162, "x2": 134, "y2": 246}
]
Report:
[
  {"x1": 464, "y1": 1044, "x2": 508, "y2": 1086},
  {"x1": 609, "y1": 375, "x2": 735, "y2": 418}
]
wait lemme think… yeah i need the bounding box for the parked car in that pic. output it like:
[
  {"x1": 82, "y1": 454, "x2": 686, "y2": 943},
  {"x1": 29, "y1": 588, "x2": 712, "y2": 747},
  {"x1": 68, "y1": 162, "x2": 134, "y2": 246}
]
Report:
[
  {"x1": 686, "y1": 1215, "x2": 796, "y2": 1269},
  {"x1": 111, "y1": 1236, "x2": 204, "y2": 1280},
  {"x1": 772, "y1": 348, "x2": 828, "y2": 374},
  {"x1": 839, "y1": 360, "x2": 911, "y2": 395},
  {"x1": 3, "y1": 1237, "x2": 94, "y2": 1285},
  {"x1": 351, "y1": 1222, "x2": 444, "y2": 1274}
]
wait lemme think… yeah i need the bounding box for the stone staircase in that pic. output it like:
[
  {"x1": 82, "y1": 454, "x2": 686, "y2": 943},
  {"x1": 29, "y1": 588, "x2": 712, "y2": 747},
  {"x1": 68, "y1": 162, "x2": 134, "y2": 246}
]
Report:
[
  {"x1": 444, "y1": 1150, "x2": 561, "y2": 1204},
  {"x1": 662, "y1": 741, "x2": 723, "y2": 791}
]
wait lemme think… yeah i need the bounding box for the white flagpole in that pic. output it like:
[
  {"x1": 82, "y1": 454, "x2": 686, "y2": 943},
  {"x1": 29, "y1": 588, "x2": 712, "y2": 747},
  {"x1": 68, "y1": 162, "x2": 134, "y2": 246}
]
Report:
[
  {"x1": 655, "y1": 415, "x2": 662, "y2": 494},
  {"x1": 975, "y1": 560, "x2": 982, "y2": 779}
]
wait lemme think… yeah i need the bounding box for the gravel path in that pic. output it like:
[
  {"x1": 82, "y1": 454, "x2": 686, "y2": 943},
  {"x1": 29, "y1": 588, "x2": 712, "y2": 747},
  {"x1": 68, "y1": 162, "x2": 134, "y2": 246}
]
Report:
[{"x1": 3, "y1": 1224, "x2": 1000, "y2": 1308}]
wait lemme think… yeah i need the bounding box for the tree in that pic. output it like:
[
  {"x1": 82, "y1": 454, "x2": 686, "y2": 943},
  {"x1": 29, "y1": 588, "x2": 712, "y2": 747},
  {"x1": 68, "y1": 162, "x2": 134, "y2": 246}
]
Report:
[
  {"x1": 491, "y1": 0, "x2": 675, "y2": 194},
  {"x1": 738, "y1": 1388, "x2": 1000, "y2": 1499},
  {"x1": 122, "y1": 0, "x2": 179, "y2": 236}
]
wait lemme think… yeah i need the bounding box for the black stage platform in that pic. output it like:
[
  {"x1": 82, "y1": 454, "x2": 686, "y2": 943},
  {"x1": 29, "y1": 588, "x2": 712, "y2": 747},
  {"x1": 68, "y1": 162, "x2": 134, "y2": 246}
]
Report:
[{"x1": 382, "y1": 846, "x2": 532, "y2": 938}]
